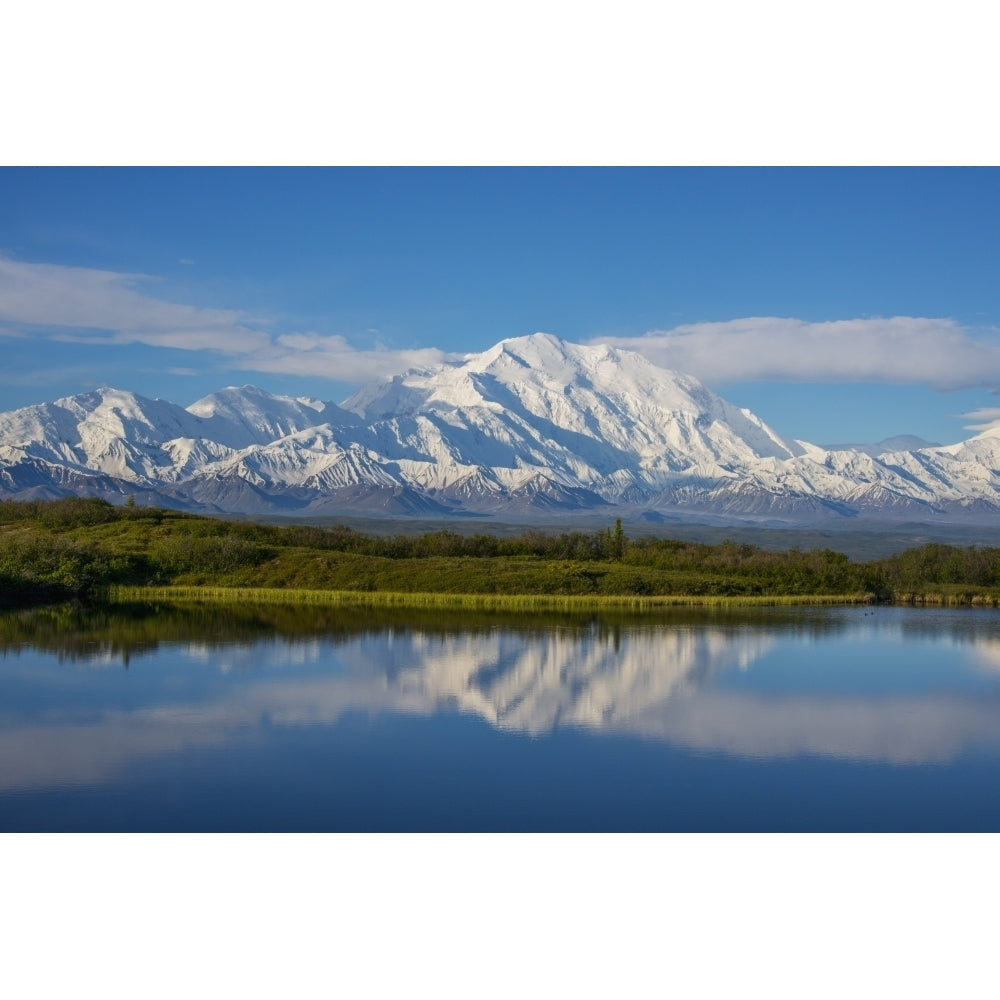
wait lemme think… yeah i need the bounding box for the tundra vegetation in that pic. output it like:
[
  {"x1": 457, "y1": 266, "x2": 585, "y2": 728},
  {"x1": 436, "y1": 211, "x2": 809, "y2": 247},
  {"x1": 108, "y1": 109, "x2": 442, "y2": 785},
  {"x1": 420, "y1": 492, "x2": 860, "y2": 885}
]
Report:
[{"x1": 3, "y1": 497, "x2": 1000, "y2": 609}]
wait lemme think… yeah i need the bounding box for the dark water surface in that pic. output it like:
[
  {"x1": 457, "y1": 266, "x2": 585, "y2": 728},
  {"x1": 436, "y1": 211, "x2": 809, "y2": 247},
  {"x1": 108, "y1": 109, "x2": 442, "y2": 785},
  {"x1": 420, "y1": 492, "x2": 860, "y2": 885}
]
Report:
[{"x1": 2, "y1": 602, "x2": 1000, "y2": 831}]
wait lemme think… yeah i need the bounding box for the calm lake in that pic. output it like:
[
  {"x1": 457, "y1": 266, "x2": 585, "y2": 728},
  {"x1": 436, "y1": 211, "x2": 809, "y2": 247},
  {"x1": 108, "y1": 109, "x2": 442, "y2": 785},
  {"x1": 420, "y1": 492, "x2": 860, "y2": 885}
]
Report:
[{"x1": 2, "y1": 601, "x2": 1000, "y2": 831}]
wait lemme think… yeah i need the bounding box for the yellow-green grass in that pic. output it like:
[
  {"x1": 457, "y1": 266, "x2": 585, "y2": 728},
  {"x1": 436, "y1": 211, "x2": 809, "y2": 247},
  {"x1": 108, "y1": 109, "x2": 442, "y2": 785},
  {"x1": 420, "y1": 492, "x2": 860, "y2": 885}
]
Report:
[
  {"x1": 105, "y1": 584, "x2": 878, "y2": 612},
  {"x1": 892, "y1": 590, "x2": 1000, "y2": 607}
]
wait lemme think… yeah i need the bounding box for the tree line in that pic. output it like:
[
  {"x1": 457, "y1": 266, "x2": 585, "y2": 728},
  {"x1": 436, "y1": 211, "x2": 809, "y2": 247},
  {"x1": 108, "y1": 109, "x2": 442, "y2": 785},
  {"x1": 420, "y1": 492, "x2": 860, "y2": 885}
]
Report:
[{"x1": 3, "y1": 497, "x2": 1000, "y2": 605}]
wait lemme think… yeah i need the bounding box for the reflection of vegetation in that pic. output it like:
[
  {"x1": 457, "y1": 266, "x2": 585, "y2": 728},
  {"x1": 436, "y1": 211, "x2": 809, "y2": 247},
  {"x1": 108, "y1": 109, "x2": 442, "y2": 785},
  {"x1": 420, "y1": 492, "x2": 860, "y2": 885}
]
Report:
[
  {"x1": 0, "y1": 601, "x2": 852, "y2": 664},
  {"x1": 5, "y1": 497, "x2": 1000, "y2": 609}
]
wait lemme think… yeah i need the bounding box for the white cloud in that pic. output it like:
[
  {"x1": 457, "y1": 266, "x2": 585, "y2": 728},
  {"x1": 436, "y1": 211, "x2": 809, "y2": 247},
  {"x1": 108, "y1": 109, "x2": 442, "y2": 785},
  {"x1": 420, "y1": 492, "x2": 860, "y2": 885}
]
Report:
[
  {"x1": 0, "y1": 255, "x2": 455, "y2": 384},
  {"x1": 0, "y1": 255, "x2": 270, "y2": 354},
  {"x1": 246, "y1": 332, "x2": 453, "y2": 380},
  {"x1": 592, "y1": 317, "x2": 1000, "y2": 390},
  {"x1": 960, "y1": 406, "x2": 1000, "y2": 434},
  {"x1": 9, "y1": 255, "x2": 1000, "y2": 393}
]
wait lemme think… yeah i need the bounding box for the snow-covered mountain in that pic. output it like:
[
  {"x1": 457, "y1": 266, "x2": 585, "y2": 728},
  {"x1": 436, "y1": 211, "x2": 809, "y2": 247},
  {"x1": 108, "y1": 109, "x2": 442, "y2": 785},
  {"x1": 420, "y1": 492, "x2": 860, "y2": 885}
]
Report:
[{"x1": 3, "y1": 332, "x2": 1000, "y2": 522}]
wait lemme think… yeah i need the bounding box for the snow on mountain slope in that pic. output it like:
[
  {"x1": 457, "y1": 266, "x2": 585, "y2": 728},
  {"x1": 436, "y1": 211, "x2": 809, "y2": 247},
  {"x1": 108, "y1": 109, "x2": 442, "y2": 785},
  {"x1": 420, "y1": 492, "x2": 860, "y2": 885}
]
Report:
[
  {"x1": 2, "y1": 333, "x2": 1000, "y2": 520},
  {"x1": 823, "y1": 435, "x2": 941, "y2": 458},
  {"x1": 191, "y1": 425, "x2": 400, "y2": 491},
  {"x1": 874, "y1": 427, "x2": 1000, "y2": 508},
  {"x1": 0, "y1": 385, "x2": 360, "y2": 489},
  {"x1": 344, "y1": 333, "x2": 806, "y2": 495},
  {"x1": 186, "y1": 385, "x2": 354, "y2": 449},
  {"x1": 0, "y1": 388, "x2": 219, "y2": 482},
  {"x1": 336, "y1": 334, "x2": 1000, "y2": 516}
]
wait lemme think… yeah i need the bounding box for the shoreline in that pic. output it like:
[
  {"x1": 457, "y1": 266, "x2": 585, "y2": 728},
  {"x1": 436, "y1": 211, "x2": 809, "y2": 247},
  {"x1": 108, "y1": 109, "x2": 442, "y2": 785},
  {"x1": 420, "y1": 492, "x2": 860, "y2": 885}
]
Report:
[{"x1": 102, "y1": 585, "x2": 888, "y2": 611}]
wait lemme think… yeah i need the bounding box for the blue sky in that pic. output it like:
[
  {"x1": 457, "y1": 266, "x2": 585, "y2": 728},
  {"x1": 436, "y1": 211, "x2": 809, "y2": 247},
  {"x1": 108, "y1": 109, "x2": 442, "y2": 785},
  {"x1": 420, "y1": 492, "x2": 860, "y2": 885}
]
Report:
[{"x1": 2, "y1": 167, "x2": 1000, "y2": 446}]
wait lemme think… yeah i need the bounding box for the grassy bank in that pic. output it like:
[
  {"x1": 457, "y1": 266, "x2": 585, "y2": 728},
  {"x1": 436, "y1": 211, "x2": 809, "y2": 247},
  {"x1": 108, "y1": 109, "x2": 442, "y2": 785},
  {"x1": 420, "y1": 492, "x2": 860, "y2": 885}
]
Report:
[
  {"x1": 5, "y1": 497, "x2": 1000, "y2": 610},
  {"x1": 104, "y1": 585, "x2": 875, "y2": 611}
]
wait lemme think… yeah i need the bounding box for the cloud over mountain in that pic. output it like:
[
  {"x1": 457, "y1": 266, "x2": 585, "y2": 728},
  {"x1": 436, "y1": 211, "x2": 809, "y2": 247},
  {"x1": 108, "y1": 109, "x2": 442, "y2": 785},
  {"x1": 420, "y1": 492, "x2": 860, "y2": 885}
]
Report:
[
  {"x1": 6, "y1": 256, "x2": 1000, "y2": 399},
  {"x1": 594, "y1": 317, "x2": 1000, "y2": 390}
]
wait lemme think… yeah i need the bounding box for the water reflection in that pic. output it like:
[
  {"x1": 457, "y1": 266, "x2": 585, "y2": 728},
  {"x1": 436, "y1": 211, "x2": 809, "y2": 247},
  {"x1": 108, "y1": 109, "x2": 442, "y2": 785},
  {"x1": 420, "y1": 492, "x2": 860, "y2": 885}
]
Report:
[{"x1": 3, "y1": 604, "x2": 1000, "y2": 797}]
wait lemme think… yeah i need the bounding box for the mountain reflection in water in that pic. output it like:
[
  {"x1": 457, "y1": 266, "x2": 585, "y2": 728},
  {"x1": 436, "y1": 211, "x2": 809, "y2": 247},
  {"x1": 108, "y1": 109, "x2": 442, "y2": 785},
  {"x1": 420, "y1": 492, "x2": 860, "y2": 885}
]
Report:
[{"x1": 4, "y1": 604, "x2": 1000, "y2": 806}]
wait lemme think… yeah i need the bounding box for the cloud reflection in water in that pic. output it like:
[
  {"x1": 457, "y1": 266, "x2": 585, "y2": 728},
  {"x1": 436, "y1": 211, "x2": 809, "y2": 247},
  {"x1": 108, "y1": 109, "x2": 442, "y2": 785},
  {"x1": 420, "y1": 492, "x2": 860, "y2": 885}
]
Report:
[{"x1": 3, "y1": 612, "x2": 1000, "y2": 792}]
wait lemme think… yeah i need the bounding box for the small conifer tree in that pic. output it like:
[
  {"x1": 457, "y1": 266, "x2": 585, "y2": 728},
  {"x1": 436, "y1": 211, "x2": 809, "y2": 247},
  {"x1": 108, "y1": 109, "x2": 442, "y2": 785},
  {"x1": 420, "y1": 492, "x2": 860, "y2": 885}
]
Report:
[{"x1": 612, "y1": 518, "x2": 625, "y2": 561}]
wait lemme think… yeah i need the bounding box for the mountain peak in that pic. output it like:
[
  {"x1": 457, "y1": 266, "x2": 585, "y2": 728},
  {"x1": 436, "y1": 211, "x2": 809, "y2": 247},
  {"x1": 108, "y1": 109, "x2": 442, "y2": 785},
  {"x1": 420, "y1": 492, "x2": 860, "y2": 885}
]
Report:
[
  {"x1": 467, "y1": 332, "x2": 571, "y2": 372},
  {"x1": 54, "y1": 386, "x2": 160, "y2": 411},
  {"x1": 497, "y1": 331, "x2": 568, "y2": 354},
  {"x1": 186, "y1": 385, "x2": 343, "y2": 450},
  {"x1": 188, "y1": 384, "x2": 327, "y2": 417}
]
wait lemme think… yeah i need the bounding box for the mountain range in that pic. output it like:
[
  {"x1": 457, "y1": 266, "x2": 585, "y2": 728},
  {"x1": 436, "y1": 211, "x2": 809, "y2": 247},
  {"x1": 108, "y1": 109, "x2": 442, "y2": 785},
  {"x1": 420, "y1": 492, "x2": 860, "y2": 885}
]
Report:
[{"x1": 3, "y1": 332, "x2": 1000, "y2": 524}]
